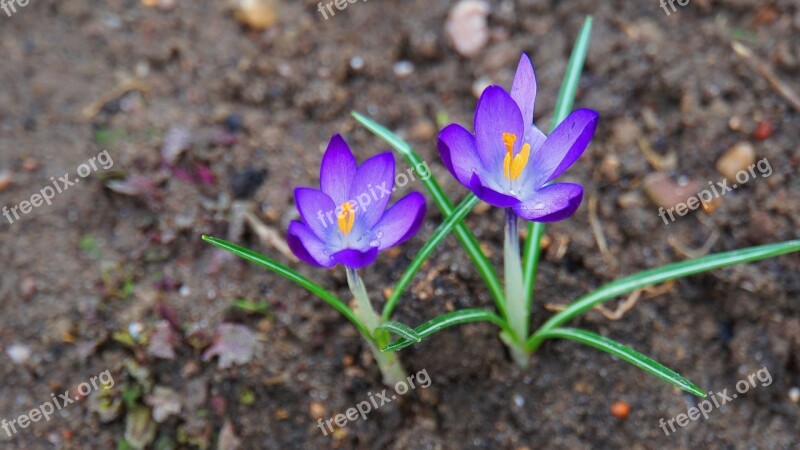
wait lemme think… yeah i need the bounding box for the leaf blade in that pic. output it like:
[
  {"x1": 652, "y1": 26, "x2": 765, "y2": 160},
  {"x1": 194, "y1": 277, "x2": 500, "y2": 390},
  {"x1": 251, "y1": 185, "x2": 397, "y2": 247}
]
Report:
[
  {"x1": 523, "y1": 16, "x2": 594, "y2": 310},
  {"x1": 377, "y1": 321, "x2": 422, "y2": 343},
  {"x1": 536, "y1": 328, "x2": 706, "y2": 397},
  {"x1": 529, "y1": 239, "x2": 800, "y2": 350},
  {"x1": 201, "y1": 236, "x2": 371, "y2": 339},
  {"x1": 382, "y1": 309, "x2": 509, "y2": 352}
]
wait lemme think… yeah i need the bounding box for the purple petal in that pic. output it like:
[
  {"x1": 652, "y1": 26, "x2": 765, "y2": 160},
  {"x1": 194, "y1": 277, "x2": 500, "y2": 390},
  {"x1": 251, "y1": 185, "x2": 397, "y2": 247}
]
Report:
[
  {"x1": 438, "y1": 123, "x2": 483, "y2": 187},
  {"x1": 331, "y1": 247, "x2": 379, "y2": 269},
  {"x1": 529, "y1": 124, "x2": 547, "y2": 150},
  {"x1": 510, "y1": 53, "x2": 537, "y2": 133},
  {"x1": 294, "y1": 187, "x2": 336, "y2": 239},
  {"x1": 348, "y1": 152, "x2": 395, "y2": 229},
  {"x1": 320, "y1": 134, "x2": 357, "y2": 205},
  {"x1": 371, "y1": 192, "x2": 426, "y2": 250},
  {"x1": 513, "y1": 183, "x2": 583, "y2": 222},
  {"x1": 531, "y1": 109, "x2": 598, "y2": 188},
  {"x1": 469, "y1": 173, "x2": 519, "y2": 208},
  {"x1": 286, "y1": 221, "x2": 335, "y2": 268},
  {"x1": 474, "y1": 86, "x2": 525, "y2": 170}
]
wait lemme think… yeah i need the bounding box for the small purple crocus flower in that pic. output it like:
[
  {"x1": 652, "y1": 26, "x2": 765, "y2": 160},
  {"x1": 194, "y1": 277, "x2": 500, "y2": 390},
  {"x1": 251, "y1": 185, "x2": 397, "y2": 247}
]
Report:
[
  {"x1": 287, "y1": 134, "x2": 427, "y2": 269},
  {"x1": 438, "y1": 54, "x2": 599, "y2": 222}
]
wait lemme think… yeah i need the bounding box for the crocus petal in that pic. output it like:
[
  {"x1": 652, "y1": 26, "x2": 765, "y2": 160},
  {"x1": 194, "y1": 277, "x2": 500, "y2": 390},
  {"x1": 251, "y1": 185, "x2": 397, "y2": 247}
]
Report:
[
  {"x1": 529, "y1": 124, "x2": 547, "y2": 151},
  {"x1": 286, "y1": 221, "x2": 335, "y2": 268},
  {"x1": 331, "y1": 247, "x2": 379, "y2": 269},
  {"x1": 516, "y1": 124, "x2": 549, "y2": 192},
  {"x1": 513, "y1": 183, "x2": 583, "y2": 222},
  {"x1": 438, "y1": 123, "x2": 482, "y2": 187},
  {"x1": 510, "y1": 53, "x2": 537, "y2": 133},
  {"x1": 348, "y1": 152, "x2": 395, "y2": 230},
  {"x1": 294, "y1": 187, "x2": 336, "y2": 239},
  {"x1": 474, "y1": 86, "x2": 525, "y2": 171},
  {"x1": 371, "y1": 192, "x2": 426, "y2": 251},
  {"x1": 469, "y1": 173, "x2": 519, "y2": 208},
  {"x1": 531, "y1": 109, "x2": 599, "y2": 188},
  {"x1": 320, "y1": 134, "x2": 357, "y2": 205}
]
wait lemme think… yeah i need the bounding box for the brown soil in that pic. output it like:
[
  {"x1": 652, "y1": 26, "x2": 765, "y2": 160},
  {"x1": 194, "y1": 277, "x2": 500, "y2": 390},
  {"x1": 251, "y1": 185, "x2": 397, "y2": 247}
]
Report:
[{"x1": 1, "y1": 0, "x2": 799, "y2": 449}]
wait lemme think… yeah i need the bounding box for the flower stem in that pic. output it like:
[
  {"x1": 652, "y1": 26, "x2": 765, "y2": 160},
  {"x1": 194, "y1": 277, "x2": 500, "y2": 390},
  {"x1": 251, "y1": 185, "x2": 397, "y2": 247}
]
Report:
[
  {"x1": 346, "y1": 267, "x2": 380, "y2": 334},
  {"x1": 504, "y1": 208, "x2": 530, "y2": 367},
  {"x1": 345, "y1": 267, "x2": 408, "y2": 385}
]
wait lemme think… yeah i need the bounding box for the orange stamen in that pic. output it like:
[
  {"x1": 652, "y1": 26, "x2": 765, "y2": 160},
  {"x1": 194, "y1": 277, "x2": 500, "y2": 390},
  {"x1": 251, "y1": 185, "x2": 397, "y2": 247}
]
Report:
[{"x1": 337, "y1": 202, "x2": 356, "y2": 235}]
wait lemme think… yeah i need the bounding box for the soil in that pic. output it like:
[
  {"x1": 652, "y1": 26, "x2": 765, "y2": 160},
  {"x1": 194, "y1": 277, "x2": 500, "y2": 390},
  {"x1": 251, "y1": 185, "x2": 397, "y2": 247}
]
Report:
[{"x1": 1, "y1": 0, "x2": 799, "y2": 449}]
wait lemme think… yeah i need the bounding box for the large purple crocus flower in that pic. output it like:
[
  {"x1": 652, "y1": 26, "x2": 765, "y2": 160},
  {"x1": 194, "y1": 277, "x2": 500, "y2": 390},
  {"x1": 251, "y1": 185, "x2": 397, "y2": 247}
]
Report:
[
  {"x1": 438, "y1": 54, "x2": 599, "y2": 221},
  {"x1": 287, "y1": 134, "x2": 426, "y2": 269}
]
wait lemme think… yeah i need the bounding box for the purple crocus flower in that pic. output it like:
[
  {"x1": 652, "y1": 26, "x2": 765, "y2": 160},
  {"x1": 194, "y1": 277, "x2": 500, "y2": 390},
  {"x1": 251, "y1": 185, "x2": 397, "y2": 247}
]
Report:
[
  {"x1": 287, "y1": 134, "x2": 427, "y2": 269},
  {"x1": 438, "y1": 54, "x2": 599, "y2": 221}
]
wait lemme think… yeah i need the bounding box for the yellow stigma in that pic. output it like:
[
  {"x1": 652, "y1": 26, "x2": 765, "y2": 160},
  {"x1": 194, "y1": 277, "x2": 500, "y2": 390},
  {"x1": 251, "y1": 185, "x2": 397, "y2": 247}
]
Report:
[
  {"x1": 337, "y1": 202, "x2": 356, "y2": 235},
  {"x1": 502, "y1": 132, "x2": 530, "y2": 181}
]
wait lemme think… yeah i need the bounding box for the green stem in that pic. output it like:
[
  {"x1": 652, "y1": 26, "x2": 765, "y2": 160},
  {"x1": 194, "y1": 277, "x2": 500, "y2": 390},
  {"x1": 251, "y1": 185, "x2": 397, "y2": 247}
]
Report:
[
  {"x1": 367, "y1": 341, "x2": 407, "y2": 386},
  {"x1": 345, "y1": 267, "x2": 407, "y2": 385},
  {"x1": 346, "y1": 267, "x2": 380, "y2": 335},
  {"x1": 504, "y1": 208, "x2": 529, "y2": 367}
]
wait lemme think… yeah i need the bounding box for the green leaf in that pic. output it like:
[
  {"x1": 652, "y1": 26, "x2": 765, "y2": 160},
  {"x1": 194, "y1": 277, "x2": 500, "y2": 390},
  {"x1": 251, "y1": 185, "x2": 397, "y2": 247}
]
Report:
[
  {"x1": 534, "y1": 328, "x2": 706, "y2": 397},
  {"x1": 523, "y1": 16, "x2": 594, "y2": 310},
  {"x1": 377, "y1": 321, "x2": 422, "y2": 343},
  {"x1": 528, "y1": 239, "x2": 800, "y2": 351},
  {"x1": 382, "y1": 309, "x2": 510, "y2": 352},
  {"x1": 201, "y1": 236, "x2": 371, "y2": 339},
  {"x1": 352, "y1": 111, "x2": 506, "y2": 317},
  {"x1": 383, "y1": 194, "x2": 481, "y2": 320}
]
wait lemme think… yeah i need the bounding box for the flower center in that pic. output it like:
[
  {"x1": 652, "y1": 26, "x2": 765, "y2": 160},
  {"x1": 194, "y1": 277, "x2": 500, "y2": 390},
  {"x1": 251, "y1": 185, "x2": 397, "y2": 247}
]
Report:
[
  {"x1": 502, "y1": 132, "x2": 531, "y2": 183},
  {"x1": 337, "y1": 202, "x2": 356, "y2": 236}
]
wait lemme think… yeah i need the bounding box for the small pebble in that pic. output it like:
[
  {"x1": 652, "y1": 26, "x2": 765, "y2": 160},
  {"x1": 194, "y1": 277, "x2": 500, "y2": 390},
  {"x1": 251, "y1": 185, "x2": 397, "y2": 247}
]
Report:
[
  {"x1": 232, "y1": 0, "x2": 277, "y2": 31},
  {"x1": 643, "y1": 172, "x2": 702, "y2": 210},
  {"x1": 231, "y1": 167, "x2": 267, "y2": 199},
  {"x1": 20, "y1": 276, "x2": 36, "y2": 300},
  {"x1": 472, "y1": 76, "x2": 492, "y2": 98},
  {"x1": 349, "y1": 56, "x2": 365, "y2": 71},
  {"x1": 728, "y1": 116, "x2": 742, "y2": 131},
  {"x1": 141, "y1": 0, "x2": 176, "y2": 10},
  {"x1": 446, "y1": 0, "x2": 490, "y2": 57},
  {"x1": 128, "y1": 322, "x2": 145, "y2": 341},
  {"x1": 610, "y1": 401, "x2": 630, "y2": 419},
  {"x1": 407, "y1": 121, "x2": 436, "y2": 141},
  {"x1": 22, "y1": 157, "x2": 39, "y2": 172},
  {"x1": 309, "y1": 401, "x2": 326, "y2": 418},
  {"x1": 0, "y1": 169, "x2": 13, "y2": 192},
  {"x1": 224, "y1": 113, "x2": 245, "y2": 133},
  {"x1": 393, "y1": 60, "x2": 415, "y2": 78},
  {"x1": 600, "y1": 154, "x2": 621, "y2": 182},
  {"x1": 716, "y1": 142, "x2": 755, "y2": 181},
  {"x1": 789, "y1": 387, "x2": 800, "y2": 404},
  {"x1": 753, "y1": 119, "x2": 773, "y2": 141},
  {"x1": 7, "y1": 343, "x2": 32, "y2": 364}
]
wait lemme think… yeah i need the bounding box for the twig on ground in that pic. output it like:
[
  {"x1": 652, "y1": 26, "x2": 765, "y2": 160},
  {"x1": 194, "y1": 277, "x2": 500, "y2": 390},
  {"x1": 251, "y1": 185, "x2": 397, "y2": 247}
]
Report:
[{"x1": 732, "y1": 41, "x2": 800, "y2": 112}]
